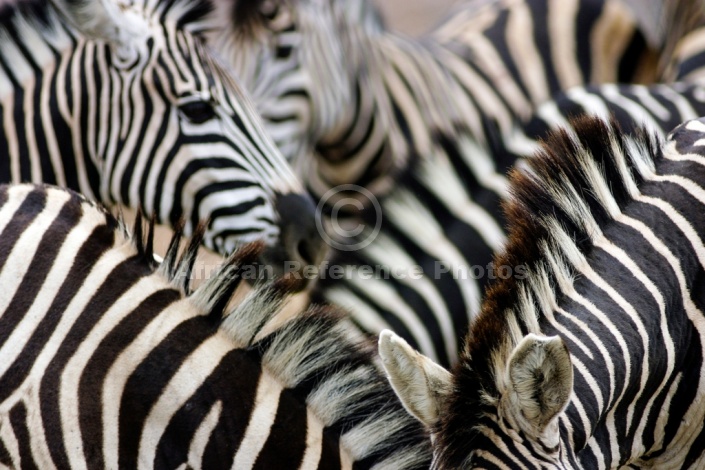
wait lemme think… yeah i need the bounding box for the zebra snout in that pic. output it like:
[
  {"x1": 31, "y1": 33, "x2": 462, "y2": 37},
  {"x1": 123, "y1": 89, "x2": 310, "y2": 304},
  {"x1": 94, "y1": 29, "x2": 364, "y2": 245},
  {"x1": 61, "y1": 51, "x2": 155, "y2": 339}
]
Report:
[{"x1": 271, "y1": 192, "x2": 328, "y2": 288}]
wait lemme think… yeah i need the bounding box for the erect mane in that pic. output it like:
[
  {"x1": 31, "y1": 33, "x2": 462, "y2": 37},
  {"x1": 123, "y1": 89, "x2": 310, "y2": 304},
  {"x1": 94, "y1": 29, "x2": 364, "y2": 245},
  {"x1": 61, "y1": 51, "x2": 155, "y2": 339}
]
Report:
[
  {"x1": 475, "y1": 116, "x2": 661, "y2": 358},
  {"x1": 435, "y1": 116, "x2": 662, "y2": 467},
  {"x1": 123, "y1": 210, "x2": 432, "y2": 467}
]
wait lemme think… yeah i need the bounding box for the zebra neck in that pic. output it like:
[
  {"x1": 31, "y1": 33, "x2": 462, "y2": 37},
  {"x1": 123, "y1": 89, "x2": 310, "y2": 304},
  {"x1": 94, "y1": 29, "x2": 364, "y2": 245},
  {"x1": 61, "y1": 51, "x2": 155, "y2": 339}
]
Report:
[{"x1": 526, "y1": 140, "x2": 705, "y2": 461}]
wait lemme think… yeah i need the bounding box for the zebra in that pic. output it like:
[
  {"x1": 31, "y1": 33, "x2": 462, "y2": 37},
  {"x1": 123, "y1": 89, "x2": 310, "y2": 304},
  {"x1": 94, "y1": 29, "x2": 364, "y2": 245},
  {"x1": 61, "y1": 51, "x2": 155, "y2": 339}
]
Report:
[
  {"x1": 0, "y1": 183, "x2": 432, "y2": 469},
  {"x1": 379, "y1": 115, "x2": 705, "y2": 468},
  {"x1": 309, "y1": 49, "x2": 705, "y2": 362},
  {"x1": 0, "y1": 0, "x2": 327, "y2": 278},
  {"x1": 315, "y1": 79, "x2": 705, "y2": 367},
  {"x1": 200, "y1": 0, "x2": 676, "y2": 366},
  {"x1": 206, "y1": 0, "x2": 659, "y2": 204}
]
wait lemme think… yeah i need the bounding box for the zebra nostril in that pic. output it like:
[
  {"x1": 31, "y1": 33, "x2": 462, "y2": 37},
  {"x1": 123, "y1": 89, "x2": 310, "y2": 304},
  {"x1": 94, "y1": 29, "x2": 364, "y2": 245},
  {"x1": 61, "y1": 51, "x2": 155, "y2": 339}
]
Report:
[
  {"x1": 275, "y1": 192, "x2": 328, "y2": 269},
  {"x1": 297, "y1": 239, "x2": 314, "y2": 266}
]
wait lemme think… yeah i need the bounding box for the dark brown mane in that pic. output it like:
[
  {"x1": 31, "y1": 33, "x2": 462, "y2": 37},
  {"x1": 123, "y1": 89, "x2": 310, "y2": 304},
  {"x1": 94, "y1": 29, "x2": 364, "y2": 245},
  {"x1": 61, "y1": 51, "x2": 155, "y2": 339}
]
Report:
[{"x1": 434, "y1": 116, "x2": 662, "y2": 468}]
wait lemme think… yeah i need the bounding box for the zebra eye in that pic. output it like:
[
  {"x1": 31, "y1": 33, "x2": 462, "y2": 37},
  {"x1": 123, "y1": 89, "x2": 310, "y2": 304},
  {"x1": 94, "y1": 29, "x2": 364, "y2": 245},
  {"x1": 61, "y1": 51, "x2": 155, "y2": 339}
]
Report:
[{"x1": 179, "y1": 100, "x2": 216, "y2": 124}]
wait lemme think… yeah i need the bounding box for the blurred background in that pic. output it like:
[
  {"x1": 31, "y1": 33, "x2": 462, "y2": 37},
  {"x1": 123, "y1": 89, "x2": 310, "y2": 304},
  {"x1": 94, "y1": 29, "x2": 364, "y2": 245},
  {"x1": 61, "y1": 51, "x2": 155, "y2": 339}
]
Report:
[
  {"x1": 375, "y1": 0, "x2": 660, "y2": 47},
  {"x1": 374, "y1": 0, "x2": 461, "y2": 36}
]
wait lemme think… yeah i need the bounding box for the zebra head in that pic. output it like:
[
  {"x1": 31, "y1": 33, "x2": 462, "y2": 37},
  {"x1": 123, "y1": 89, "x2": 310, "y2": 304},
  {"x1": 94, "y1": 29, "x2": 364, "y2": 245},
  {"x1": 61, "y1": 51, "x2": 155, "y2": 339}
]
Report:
[
  {"x1": 47, "y1": 0, "x2": 327, "y2": 275},
  {"x1": 204, "y1": 0, "x2": 398, "y2": 204},
  {"x1": 379, "y1": 330, "x2": 575, "y2": 469}
]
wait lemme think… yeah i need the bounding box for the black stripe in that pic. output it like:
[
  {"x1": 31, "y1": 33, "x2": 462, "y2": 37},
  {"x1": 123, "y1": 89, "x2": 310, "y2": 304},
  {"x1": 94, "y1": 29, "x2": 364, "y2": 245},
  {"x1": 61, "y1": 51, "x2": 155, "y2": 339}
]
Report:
[
  {"x1": 252, "y1": 388, "x2": 307, "y2": 470},
  {"x1": 9, "y1": 403, "x2": 39, "y2": 470},
  {"x1": 316, "y1": 430, "x2": 341, "y2": 470},
  {"x1": 39, "y1": 256, "x2": 149, "y2": 469},
  {"x1": 0, "y1": 219, "x2": 115, "y2": 404},
  {"x1": 118, "y1": 316, "x2": 217, "y2": 469},
  {"x1": 617, "y1": 30, "x2": 648, "y2": 82},
  {"x1": 74, "y1": 45, "x2": 102, "y2": 193},
  {"x1": 483, "y1": 6, "x2": 530, "y2": 102},
  {"x1": 198, "y1": 349, "x2": 263, "y2": 469},
  {"x1": 0, "y1": 432, "x2": 11, "y2": 467},
  {"x1": 120, "y1": 74, "x2": 156, "y2": 205},
  {"x1": 151, "y1": 348, "x2": 261, "y2": 469},
  {"x1": 0, "y1": 193, "x2": 81, "y2": 350},
  {"x1": 0, "y1": 188, "x2": 47, "y2": 272},
  {"x1": 77, "y1": 289, "x2": 180, "y2": 467},
  {"x1": 529, "y1": 0, "x2": 561, "y2": 94},
  {"x1": 574, "y1": 0, "x2": 603, "y2": 80}
]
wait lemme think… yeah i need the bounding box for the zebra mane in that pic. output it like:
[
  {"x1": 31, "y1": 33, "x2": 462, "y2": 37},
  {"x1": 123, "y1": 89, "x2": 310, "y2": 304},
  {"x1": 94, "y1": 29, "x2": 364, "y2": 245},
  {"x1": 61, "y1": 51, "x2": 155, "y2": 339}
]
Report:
[
  {"x1": 434, "y1": 116, "x2": 662, "y2": 467},
  {"x1": 122, "y1": 211, "x2": 432, "y2": 467}
]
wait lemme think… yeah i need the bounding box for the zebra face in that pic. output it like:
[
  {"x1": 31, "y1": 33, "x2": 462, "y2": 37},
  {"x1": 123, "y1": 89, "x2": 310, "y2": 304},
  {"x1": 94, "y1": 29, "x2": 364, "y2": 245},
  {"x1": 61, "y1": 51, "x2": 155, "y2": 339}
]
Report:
[
  {"x1": 47, "y1": 0, "x2": 326, "y2": 275},
  {"x1": 379, "y1": 331, "x2": 575, "y2": 469},
  {"x1": 206, "y1": 0, "x2": 387, "y2": 199}
]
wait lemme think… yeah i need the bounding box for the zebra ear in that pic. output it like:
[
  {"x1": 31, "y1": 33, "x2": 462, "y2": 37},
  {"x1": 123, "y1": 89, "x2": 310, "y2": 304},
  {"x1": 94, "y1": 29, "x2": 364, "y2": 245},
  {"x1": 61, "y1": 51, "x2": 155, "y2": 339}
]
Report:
[
  {"x1": 53, "y1": 0, "x2": 148, "y2": 61},
  {"x1": 379, "y1": 330, "x2": 453, "y2": 429},
  {"x1": 505, "y1": 334, "x2": 573, "y2": 439}
]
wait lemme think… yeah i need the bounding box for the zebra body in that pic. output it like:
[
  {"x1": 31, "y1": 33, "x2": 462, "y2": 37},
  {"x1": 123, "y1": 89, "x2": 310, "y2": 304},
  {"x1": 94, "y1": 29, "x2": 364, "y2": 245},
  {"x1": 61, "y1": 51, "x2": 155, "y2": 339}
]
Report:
[
  {"x1": 527, "y1": 81, "x2": 705, "y2": 140},
  {"x1": 0, "y1": 0, "x2": 325, "y2": 272},
  {"x1": 209, "y1": 0, "x2": 656, "y2": 200},
  {"x1": 316, "y1": 78, "x2": 705, "y2": 366},
  {"x1": 204, "y1": 0, "x2": 670, "y2": 366},
  {"x1": 0, "y1": 183, "x2": 431, "y2": 469},
  {"x1": 380, "y1": 116, "x2": 705, "y2": 468}
]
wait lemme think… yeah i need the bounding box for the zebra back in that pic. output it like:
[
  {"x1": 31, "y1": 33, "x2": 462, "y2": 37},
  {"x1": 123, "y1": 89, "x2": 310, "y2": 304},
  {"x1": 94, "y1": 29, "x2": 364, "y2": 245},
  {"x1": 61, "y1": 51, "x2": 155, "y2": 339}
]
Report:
[{"x1": 0, "y1": 184, "x2": 431, "y2": 469}]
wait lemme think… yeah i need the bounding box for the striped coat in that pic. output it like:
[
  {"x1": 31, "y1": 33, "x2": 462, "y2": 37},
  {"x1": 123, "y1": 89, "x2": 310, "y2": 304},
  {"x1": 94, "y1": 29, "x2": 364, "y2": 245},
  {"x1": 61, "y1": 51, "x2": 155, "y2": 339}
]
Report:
[
  {"x1": 380, "y1": 116, "x2": 705, "y2": 468},
  {"x1": 0, "y1": 0, "x2": 324, "y2": 272},
  {"x1": 0, "y1": 184, "x2": 431, "y2": 469}
]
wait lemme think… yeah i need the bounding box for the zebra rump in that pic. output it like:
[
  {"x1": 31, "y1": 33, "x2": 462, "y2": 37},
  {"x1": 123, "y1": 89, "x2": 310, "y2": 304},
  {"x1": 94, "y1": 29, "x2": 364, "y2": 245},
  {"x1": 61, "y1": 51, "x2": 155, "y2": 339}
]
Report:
[{"x1": 0, "y1": 184, "x2": 430, "y2": 469}]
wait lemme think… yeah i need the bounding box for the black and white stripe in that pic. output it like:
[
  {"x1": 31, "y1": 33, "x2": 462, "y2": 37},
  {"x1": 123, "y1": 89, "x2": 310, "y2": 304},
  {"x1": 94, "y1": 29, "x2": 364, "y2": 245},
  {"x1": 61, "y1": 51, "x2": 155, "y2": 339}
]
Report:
[
  {"x1": 314, "y1": 78, "x2": 705, "y2": 367},
  {"x1": 0, "y1": 0, "x2": 324, "y2": 271},
  {"x1": 0, "y1": 183, "x2": 431, "y2": 469},
  {"x1": 203, "y1": 0, "x2": 667, "y2": 366},
  {"x1": 208, "y1": 0, "x2": 657, "y2": 202},
  {"x1": 380, "y1": 115, "x2": 705, "y2": 469}
]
